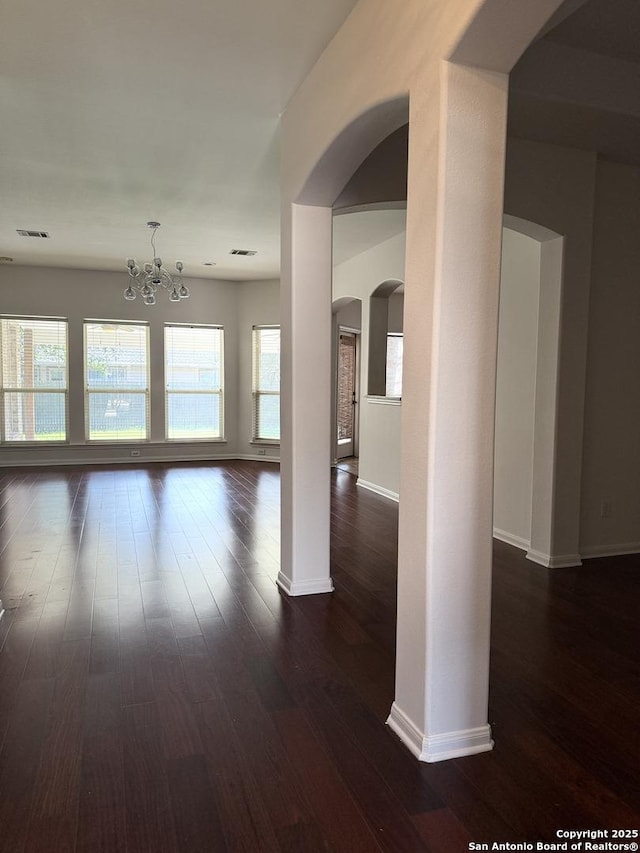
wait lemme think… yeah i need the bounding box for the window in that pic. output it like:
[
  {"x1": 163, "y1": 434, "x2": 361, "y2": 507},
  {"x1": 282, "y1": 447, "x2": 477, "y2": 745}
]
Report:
[
  {"x1": 252, "y1": 326, "x2": 280, "y2": 441},
  {"x1": 385, "y1": 333, "x2": 403, "y2": 397},
  {"x1": 367, "y1": 282, "x2": 404, "y2": 398},
  {"x1": 0, "y1": 316, "x2": 68, "y2": 442},
  {"x1": 84, "y1": 322, "x2": 149, "y2": 441},
  {"x1": 165, "y1": 324, "x2": 224, "y2": 440}
]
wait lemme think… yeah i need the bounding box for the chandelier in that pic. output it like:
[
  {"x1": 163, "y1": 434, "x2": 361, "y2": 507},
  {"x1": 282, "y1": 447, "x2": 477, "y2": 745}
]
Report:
[{"x1": 124, "y1": 222, "x2": 190, "y2": 305}]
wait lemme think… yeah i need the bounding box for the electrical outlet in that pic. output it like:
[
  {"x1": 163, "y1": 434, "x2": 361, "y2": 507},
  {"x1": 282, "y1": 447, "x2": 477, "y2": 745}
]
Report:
[
  {"x1": 130, "y1": 450, "x2": 141, "y2": 457},
  {"x1": 600, "y1": 500, "x2": 612, "y2": 518},
  {"x1": 257, "y1": 448, "x2": 266, "y2": 456}
]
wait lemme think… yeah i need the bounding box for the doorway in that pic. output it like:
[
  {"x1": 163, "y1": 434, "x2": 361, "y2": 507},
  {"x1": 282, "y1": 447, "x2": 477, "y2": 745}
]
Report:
[{"x1": 336, "y1": 328, "x2": 358, "y2": 460}]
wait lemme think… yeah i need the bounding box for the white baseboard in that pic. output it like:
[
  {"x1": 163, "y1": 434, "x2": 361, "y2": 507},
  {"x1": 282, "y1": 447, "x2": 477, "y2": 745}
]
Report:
[
  {"x1": 356, "y1": 478, "x2": 399, "y2": 503},
  {"x1": 580, "y1": 542, "x2": 640, "y2": 559},
  {"x1": 386, "y1": 702, "x2": 494, "y2": 763},
  {"x1": 493, "y1": 527, "x2": 530, "y2": 551},
  {"x1": 276, "y1": 572, "x2": 334, "y2": 597},
  {"x1": 0, "y1": 451, "x2": 279, "y2": 469},
  {"x1": 526, "y1": 549, "x2": 582, "y2": 569}
]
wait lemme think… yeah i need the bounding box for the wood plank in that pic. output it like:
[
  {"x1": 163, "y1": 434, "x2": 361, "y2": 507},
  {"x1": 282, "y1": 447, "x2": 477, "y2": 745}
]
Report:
[
  {"x1": 0, "y1": 677, "x2": 55, "y2": 853},
  {"x1": 196, "y1": 697, "x2": 282, "y2": 853},
  {"x1": 166, "y1": 755, "x2": 229, "y2": 853},
  {"x1": 23, "y1": 638, "x2": 91, "y2": 852},
  {"x1": 273, "y1": 706, "x2": 384, "y2": 852},
  {"x1": 122, "y1": 702, "x2": 178, "y2": 853}
]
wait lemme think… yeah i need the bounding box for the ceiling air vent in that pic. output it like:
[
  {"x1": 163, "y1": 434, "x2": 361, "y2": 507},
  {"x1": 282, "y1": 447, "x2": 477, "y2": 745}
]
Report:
[
  {"x1": 229, "y1": 249, "x2": 257, "y2": 256},
  {"x1": 17, "y1": 229, "x2": 50, "y2": 238}
]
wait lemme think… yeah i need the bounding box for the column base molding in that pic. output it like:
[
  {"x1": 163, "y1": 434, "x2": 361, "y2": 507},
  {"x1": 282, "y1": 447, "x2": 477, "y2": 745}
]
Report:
[
  {"x1": 276, "y1": 573, "x2": 334, "y2": 597},
  {"x1": 386, "y1": 702, "x2": 494, "y2": 763}
]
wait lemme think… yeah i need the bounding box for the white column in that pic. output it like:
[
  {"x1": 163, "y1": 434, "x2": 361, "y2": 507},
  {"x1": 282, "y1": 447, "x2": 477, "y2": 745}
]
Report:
[
  {"x1": 278, "y1": 202, "x2": 334, "y2": 596},
  {"x1": 388, "y1": 62, "x2": 508, "y2": 761}
]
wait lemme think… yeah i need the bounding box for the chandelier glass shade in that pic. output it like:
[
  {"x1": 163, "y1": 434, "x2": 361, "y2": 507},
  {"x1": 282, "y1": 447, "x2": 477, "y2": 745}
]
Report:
[{"x1": 124, "y1": 222, "x2": 190, "y2": 306}]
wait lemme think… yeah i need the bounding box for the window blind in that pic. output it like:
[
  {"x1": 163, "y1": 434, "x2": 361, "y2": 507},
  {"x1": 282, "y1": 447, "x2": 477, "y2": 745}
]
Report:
[
  {"x1": 252, "y1": 326, "x2": 280, "y2": 441},
  {"x1": 0, "y1": 316, "x2": 68, "y2": 442},
  {"x1": 84, "y1": 321, "x2": 149, "y2": 441},
  {"x1": 385, "y1": 333, "x2": 403, "y2": 398},
  {"x1": 165, "y1": 324, "x2": 224, "y2": 440}
]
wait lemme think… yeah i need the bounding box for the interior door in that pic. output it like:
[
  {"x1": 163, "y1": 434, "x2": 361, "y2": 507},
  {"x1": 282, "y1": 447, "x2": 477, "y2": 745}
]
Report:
[{"x1": 336, "y1": 330, "x2": 358, "y2": 459}]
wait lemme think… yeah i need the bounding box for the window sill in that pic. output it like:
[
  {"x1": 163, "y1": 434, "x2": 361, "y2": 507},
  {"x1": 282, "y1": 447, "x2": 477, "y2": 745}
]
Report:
[
  {"x1": 366, "y1": 396, "x2": 401, "y2": 406},
  {"x1": 165, "y1": 438, "x2": 227, "y2": 444},
  {"x1": 84, "y1": 438, "x2": 227, "y2": 445},
  {"x1": 250, "y1": 439, "x2": 280, "y2": 446},
  {"x1": 1, "y1": 441, "x2": 69, "y2": 448}
]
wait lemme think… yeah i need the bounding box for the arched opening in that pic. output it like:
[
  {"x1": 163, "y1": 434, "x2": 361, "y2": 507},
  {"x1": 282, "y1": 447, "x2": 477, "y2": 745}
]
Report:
[
  {"x1": 332, "y1": 207, "x2": 407, "y2": 499},
  {"x1": 280, "y1": 0, "x2": 568, "y2": 761},
  {"x1": 503, "y1": 0, "x2": 640, "y2": 565},
  {"x1": 278, "y1": 96, "x2": 409, "y2": 599},
  {"x1": 494, "y1": 217, "x2": 564, "y2": 567}
]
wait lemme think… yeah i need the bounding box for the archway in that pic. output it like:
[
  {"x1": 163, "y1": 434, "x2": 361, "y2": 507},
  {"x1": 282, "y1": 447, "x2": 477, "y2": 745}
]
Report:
[
  {"x1": 279, "y1": 0, "x2": 567, "y2": 760},
  {"x1": 278, "y1": 96, "x2": 409, "y2": 597},
  {"x1": 495, "y1": 216, "x2": 565, "y2": 567},
  {"x1": 332, "y1": 207, "x2": 407, "y2": 498}
]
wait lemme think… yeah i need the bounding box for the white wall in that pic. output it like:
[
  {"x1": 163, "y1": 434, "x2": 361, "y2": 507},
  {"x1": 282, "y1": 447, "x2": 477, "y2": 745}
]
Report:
[
  {"x1": 335, "y1": 300, "x2": 362, "y2": 330},
  {"x1": 493, "y1": 228, "x2": 540, "y2": 548},
  {"x1": 504, "y1": 139, "x2": 640, "y2": 560},
  {"x1": 0, "y1": 265, "x2": 278, "y2": 466},
  {"x1": 504, "y1": 137, "x2": 597, "y2": 564},
  {"x1": 332, "y1": 224, "x2": 405, "y2": 499},
  {"x1": 580, "y1": 160, "x2": 640, "y2": 556}
]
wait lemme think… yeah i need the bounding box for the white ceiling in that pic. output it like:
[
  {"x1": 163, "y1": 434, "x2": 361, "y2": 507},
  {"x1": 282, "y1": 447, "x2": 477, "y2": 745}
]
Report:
[
  {"x1": 333, "y1": 208, "x2": 406, "y2": 268},
  {"x1": 509, "y1": 0, "x2": 640, "y2": 167},
  {"x1": 7, "y1": 0, "x2": 631, "y2": 285},
  {"x1": 0, "y1": 0, "x2": 360, "y2": 280},
  {"x1": 543, "y1": 0, "x2": 640, "y2": 63}
]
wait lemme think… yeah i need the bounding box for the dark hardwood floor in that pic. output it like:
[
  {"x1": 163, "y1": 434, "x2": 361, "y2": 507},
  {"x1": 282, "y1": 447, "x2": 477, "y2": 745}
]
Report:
[{"x1": 0, "y1": 460, "x2": 637, "y2": 852}]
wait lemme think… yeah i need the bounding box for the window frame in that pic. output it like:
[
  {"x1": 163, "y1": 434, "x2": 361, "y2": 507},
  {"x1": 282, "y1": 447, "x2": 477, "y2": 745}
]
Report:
[
  {"x1": 0, "y1": 315, "x2": 69, "y2": 445},
  {"x1": 83, "y1": 320, "x2": 150, "y2": 443},
  {"x1": 251, "y1": 325, "x2": 280, "y2": 444},
  {"x1": 164, "y1": 323, "x2": 225, "y2": 442}
]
